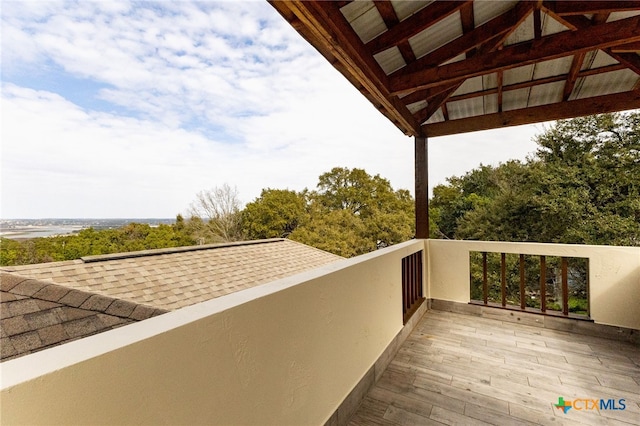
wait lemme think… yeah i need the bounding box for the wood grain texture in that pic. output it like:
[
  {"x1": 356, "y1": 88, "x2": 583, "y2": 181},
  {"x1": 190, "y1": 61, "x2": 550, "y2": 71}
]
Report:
[{"x1": 349, "y1": 310, "x2": 640, "y2": 425}]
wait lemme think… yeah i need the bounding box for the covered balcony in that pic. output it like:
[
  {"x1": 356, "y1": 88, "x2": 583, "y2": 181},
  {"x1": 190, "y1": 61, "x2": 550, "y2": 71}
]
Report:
[{"x1": 2, "y1": 1, "x2": 639, "y2": 425}]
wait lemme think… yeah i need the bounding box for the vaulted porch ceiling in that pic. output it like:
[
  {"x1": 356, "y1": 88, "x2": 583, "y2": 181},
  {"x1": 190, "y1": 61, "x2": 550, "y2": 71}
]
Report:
[{"x1": 270, "y1": 1, "x2": 640, "y2": 137}]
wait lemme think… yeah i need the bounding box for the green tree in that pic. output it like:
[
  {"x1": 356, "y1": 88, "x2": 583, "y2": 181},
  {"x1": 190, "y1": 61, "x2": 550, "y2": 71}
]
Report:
[
  {"x1": 431, "y1": 112, "x2": 640, "y2": 246},
  {"x1": 242, "y1": 189, "x2": 307, "y2": 239},
  {"x1": 290, "y1": 167, "x2": 414, "y2": 257}
]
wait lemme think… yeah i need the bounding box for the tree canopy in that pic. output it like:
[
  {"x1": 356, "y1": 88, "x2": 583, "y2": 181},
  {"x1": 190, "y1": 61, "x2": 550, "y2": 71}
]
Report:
[
  {"x1": 242, "y1": 167, "x2": 415, "y2": 257},
  {"x1": 430, "y1": 112, "x2": 640, "y2": 246}
]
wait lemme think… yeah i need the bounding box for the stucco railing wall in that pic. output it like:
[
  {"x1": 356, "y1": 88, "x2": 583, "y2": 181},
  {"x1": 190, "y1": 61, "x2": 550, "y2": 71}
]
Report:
[
  {"x1": 427, "y1": 239, "x2": 640, "y2": 330},
  {"x1": 0, "y1": 240, "x2": 426, "y2": 426}
]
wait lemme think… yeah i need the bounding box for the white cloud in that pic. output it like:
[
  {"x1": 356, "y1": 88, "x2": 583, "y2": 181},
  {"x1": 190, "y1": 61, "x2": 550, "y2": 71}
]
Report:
[{"x1": 1, "y1": 1, "x2": 544, "y2": 218}]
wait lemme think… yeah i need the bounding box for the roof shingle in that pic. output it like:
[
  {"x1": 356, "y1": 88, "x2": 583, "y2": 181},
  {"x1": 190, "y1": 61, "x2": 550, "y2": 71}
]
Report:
[
  {"x1": 2, "y1": 239, "x2": 343, "y2": 311},
  {"x1": 0, "y1": 239, "x2": 343, "y2": 361}
]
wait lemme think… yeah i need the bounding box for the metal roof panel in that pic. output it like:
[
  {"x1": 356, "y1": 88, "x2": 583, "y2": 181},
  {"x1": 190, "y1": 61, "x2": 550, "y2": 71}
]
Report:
[
  {"x1": 576, "y1": 69, "x2": 639, "y2": 99},
  {"x1": 374, "y1": 47, "x2": 406, "y2": 74},
  {"x1": 409, "y1": 11, "x2": 463, "y2": 59},
  {"x1": 502, "y1": 87, "x2": 530, "y2": 111},
  {"x1": 453, "y1": 76, "x2": 484, "y2": 96},
  {"x1": 342, "y1": 1, "x2": 386, "y2": 44},
  {"x1": 541, "y1": 12, "x2": 570, "y2": 36},
  {"x1": 483, "y1": 94, "x2": 499, "y2": 114},
  {"x1": 532, "y1": 56, "x2": 573, "y2": 79},
  {"x1": 504, "y1": 64, "x2": 534, "y2": 86},
  {"x1": 528, "y1": 81, "x2": 564, "y2": 107},
  {"x1": 425, "y1": 108, "x2": 444, "y2": 124},
  {"x1": 473, "y1": 0, "x2": 518, "y2": 27},
  {"x1": 505, "y1": 13, "x2": 534, "y2": 46},
  {"x1": 390, "y1": 0, "x2": 432, "y2": 22},
  {"x1": 447, "y1": 96, "x2": 484, "y2": 120}
]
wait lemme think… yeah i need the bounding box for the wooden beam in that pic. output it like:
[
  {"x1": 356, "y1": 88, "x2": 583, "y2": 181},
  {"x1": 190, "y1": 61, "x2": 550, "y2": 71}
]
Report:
[
  {"x1": 390, "y1": 14, "x2": 640, "y2": 95},
  {"x1": 429, "y1": 63, "x2": 626, "y2": 104},
  {"x1": 333, "y1": 1, "x2": 352, "y2": 9},
  {"x1": 562, "y1": 52, "x2": 586, "y2": 101},
  {"x1": 533, "y1": 7, "x2": 542, "y2": 40},
  {"x1": 414, "y1": 82, "x2": 463, "y2": 125},
  {"x1": 562, "y1": 15, "x2": 640, "y2": 76},
  {"x1": 366, "y1": 1, "x2": 471, "y2": 54},
  {"x1": 405, "y1": 63, "x2": 626, "y2": 117},
  {"x1": 611, "y1": 41, "x2": 640, "y2": 53},
  {"x1": 269, "y1": 1, "x2": 421, "y2": 135},
  {"x1": 393, "y1": 2, "x2": 533, "y2": 77},
  {"x1": 374, "y1": 1, "x2": 399, "y2": 28},
  {"x1": 606, "y1": 50, "x2": 640, "y2": 76},
  {"x1": 543, "y1": 0, "x2": 640, "y2": 16},
  {"x1": 415, "y1": 136, "x2": 429, "y2": 239},
  {"x1": 373, "y1": 1, "x2": 416, "y2": 63},
  {"x1": 405, "y1": 3, "x2": 532, "y2": 123},
  {"x1": 497, "y1": 71, "x2": 504, "y2": 112},
  {"x1": 422, "y1": 90, "x2": 640, "y2": 137}
]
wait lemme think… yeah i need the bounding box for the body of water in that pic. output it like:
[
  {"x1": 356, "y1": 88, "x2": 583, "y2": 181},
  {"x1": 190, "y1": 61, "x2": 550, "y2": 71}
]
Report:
[{"x1": 0, "y1": 219, "x2": 175, "y2": 240}]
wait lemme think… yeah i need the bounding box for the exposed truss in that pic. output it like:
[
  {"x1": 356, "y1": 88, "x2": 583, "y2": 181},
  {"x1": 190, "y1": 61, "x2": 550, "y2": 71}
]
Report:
[{"x1": 270, "y1": 1, "x2": 640, "y2": 137}]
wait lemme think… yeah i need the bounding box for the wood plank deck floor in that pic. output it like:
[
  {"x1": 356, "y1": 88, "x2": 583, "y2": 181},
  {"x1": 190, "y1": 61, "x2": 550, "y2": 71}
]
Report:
[{"x1": 349, "y1": 310, "x2": 640, "y2": 426}]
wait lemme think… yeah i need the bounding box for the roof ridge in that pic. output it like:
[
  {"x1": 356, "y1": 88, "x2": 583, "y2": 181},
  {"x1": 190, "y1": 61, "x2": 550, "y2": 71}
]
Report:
[
  {"x1": 283, "y1": 238, "x2": 345, "y2": 259},
  {"x1": 80, "y1": 238, "x2": 286, "y2": 263}
]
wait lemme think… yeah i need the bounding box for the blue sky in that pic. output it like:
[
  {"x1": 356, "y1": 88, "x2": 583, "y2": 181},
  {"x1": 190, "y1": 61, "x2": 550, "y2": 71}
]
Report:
[{"x1": 1, "y1": 1, "x2": 542, "y2": 218}]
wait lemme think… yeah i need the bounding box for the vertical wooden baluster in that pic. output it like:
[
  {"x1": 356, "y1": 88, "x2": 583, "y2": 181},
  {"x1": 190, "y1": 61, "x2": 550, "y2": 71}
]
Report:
[
  {"x1": 520, "y1": 254, "x2": 526, "y2": 310},
  {"x1": 562, "y1": 257, "x2": 569, "y2": 316},
  {"x1": 501, "y1": 253, "x2": 506, "y2": 307},
  {"x1": 540, "y1": 255, "x2": 546, "y2": 313},
  {"x1": 482, "y1": 252, "x2": 488, "y2": 305}
]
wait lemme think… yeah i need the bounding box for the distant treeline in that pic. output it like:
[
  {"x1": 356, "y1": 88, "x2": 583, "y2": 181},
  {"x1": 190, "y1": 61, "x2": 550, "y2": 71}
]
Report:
[
  {"x1": 1, "y1": 112, "x2": 637, "y2": 266},
  {"x1": 1, "y1": 223, "x2": 195, "y2": 266}
]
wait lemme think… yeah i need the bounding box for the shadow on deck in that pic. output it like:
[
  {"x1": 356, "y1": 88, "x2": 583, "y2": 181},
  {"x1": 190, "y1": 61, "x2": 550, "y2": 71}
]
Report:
[{"x1": 349, "y1": 310, "x2": 640, "y2": 425}]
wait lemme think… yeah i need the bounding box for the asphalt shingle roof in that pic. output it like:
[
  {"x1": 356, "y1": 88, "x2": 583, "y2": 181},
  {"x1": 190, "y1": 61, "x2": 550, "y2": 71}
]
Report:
[
  {"x1": 1, "y1": 272, "x2": 166, "y2": 361},
  {"x1": 1, "y1": 239, "x2": 343, "y2": 311},
  {"x1": 0, "y1": 239, "x2": 343, "y2": 361}
]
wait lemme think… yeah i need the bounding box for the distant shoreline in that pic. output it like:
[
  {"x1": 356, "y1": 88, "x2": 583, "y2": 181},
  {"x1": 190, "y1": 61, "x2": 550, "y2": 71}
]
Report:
[{"x1": 0, "y1": 219, "x2": 175, "y2": 240}]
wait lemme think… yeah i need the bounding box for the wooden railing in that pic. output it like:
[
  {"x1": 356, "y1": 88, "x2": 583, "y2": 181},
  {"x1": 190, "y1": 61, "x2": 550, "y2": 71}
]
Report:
[
  {"x1": 402, "y1": 250, "x2": 424, "y2": 324},
  {"x1": 470, "y1": 251, "x2": 589, "y2": 318}
]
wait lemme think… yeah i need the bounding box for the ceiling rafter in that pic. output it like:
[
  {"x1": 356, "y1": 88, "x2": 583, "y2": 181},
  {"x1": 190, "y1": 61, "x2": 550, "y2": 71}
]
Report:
[
  {"x1": 365, "y1": 1, "x2": 472, "y2": 55},
  {"x1": 542, "y1": 0, "x2": 640, "y2": 16},
  {"x1": 436, "y1": 63, "x2": 627, "y2": 105},
  {"x1": 272, "y1": 1, "x2": 640, "y2": 138},
  {"x1": 409, "y1": 2, "x2": 536, "y2": 123},
  {"x1": 533, "y1": 6, "x2": 542, "y2": 40},
  {"x1": 497, "y1": 71, "x2": 504, "y2": 112},
  {"x1": 423, "y1": 90, "x2": 640, "y2": 137},
  {"x1": 415, "y1": 82, "x2": 464, "y2": 125},
  {"x1": 372, "y1": 1, "x2": 416, "y2": 63},
  {"x1": 563, "y1": 52, "x2": 586, "y2": 101},
  {"x1": 422, "y1": 2, "x2": 475, "y2": 123},
  {"x1": 393, "y1": 2, "x2": 534, "y2": 78},
  {"x1": 611, "y1": 42, "x2": 640, "y2": 53},
  {"x1": 390, "y1": 14, "x2": 640, "y2": 95},
  {"x1": 562, "y1": 14, "x2": 640, "y2": 76}
]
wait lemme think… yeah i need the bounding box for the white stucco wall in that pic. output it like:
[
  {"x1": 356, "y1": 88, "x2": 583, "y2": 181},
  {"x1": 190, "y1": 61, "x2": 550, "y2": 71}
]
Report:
[
  {"x1": 427, "y1": 239, "x2": 640, "y2": 329},
  {"x1": 0, "y1": 240, "x2": 425, "y2": 426}
]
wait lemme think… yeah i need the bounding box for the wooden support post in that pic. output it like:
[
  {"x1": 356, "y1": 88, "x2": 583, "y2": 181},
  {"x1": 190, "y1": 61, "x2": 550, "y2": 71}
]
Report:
[{"x1": 415, "y1": 136, "x2": 429, "y2": 239}]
